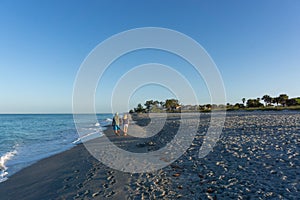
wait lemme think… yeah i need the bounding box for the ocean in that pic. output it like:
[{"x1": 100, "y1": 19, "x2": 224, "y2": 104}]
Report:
[{"x1": 0, "y1": 114, "x2": 113, "y2": 182}]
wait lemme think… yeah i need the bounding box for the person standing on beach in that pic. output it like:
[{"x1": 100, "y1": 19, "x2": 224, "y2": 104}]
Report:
[
  {"x1": 123, "y1": 114, "x2": 129, "y2": 136},
  {"x1": 112, "y1": 112, "x2": 121, "y2": 136}
]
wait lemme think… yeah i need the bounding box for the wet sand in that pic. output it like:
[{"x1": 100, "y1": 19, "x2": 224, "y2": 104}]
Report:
[{"x1": 0, "y1": 112, "x2": 299, "y2": 199}]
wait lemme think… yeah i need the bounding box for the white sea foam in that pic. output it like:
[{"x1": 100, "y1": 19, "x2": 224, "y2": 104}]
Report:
[
  {"x1": 73, "y1": 120, "x2": 109, "y2": 144},
  {"x1": 101, "y1": 118, "x2": 112, "y2": 127},
  {"x1": 0, "y1": 150, "x2": 17, "y2": 182},
  {"x1": 72, "y1": 130, "x2": 103, "y2": 144}
]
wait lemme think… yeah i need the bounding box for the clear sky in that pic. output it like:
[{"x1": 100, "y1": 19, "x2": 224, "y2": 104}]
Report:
[{"x1": 1, "y1": 0, "x2": 299, "y2": 113}]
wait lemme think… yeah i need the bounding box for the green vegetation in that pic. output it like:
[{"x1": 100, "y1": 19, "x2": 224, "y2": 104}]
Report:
[
  {"x1": 129, "y1": 99, "x2": 180, "y2": 113},
  {"x1": 130, "y1": 94, "x2": 300, "y2": 113},
  {"x1": 226, "y1": 94, "x2": 300, "y2": 111}
]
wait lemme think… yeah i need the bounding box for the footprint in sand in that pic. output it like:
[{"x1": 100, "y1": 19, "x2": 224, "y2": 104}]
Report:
[
  {"x1": 76, "y1": 183, "x2": 83, "y2": 189},
  {"x1": 107, "y1": 175, "x2": 114, "y2": 181},
  {"x1": 103, "y1": 183, "x2": 109, "y2": 189},
  {"x1": 63, "y1": 176, "x2": 72, "y2": 182},
  {"x1": 105, "y1": 191, "x2": 115, "y2": 198},
  {"x1": 109, "y1": 178, "x2": 116, "y2": 185}
]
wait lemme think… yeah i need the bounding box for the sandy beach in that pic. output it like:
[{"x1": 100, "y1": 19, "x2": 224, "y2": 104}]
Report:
[{"x1": 0, "y1": 112, "x2": 299, "y2": 200}]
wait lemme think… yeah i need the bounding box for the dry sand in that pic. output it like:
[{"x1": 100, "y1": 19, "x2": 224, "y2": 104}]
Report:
[{"x1": 0, "y1": 112, "x2": 299, "y2": 199}]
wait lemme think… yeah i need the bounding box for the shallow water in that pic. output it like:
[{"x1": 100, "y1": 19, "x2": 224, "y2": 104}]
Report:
[{"x1": 0, "y1": 114, "x2": 113, "y2": 182}]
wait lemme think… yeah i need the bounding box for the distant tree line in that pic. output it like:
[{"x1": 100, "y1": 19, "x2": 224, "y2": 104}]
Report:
[
  {"x1": 245, "y1": 94, "x2": 299, "y2": 108},
  {"x1": 225, "y1": 94, "x2": 300, "y2": 110},
  {"x1": 130, "y1": 94, "x2": 300, "y2": 113},
  {"x1": 130, "y1": 99, "x2": 179, "y2": 113}
]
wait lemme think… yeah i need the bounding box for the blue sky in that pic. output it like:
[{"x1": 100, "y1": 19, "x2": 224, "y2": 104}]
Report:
[{"x1": 0, "y1": 0, "x2": 299, "y2": 113}]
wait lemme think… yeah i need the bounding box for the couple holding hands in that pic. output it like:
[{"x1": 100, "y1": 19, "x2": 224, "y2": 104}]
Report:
[{"x1": 112, "y1": 113, "x2": 129, "y2": 136}]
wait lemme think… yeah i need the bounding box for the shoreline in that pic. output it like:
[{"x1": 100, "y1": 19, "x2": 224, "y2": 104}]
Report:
[
  {"x1": 0, "y1": 125, "x2": 136, "y2": 200},
  {"x1": 0, "y1": 112, "x2": 299, "y2": 199},
  {"x1": 0, "y1": 114, "x2": 111, "y2": 184}
]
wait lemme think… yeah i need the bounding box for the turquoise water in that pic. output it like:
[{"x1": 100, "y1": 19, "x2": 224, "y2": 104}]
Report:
[{"x1": 0, "y1": 114, "x2": 113, "y2": 182}]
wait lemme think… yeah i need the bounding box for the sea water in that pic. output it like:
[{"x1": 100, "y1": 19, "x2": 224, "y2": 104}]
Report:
[{"x1": 0, "y1": 114, "x2": 113, "y2": 182}]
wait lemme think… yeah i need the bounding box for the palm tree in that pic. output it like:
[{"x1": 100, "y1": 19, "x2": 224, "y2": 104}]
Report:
[{"x1": 242, "y1": 98, "x2": 246, "y2": 105}]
